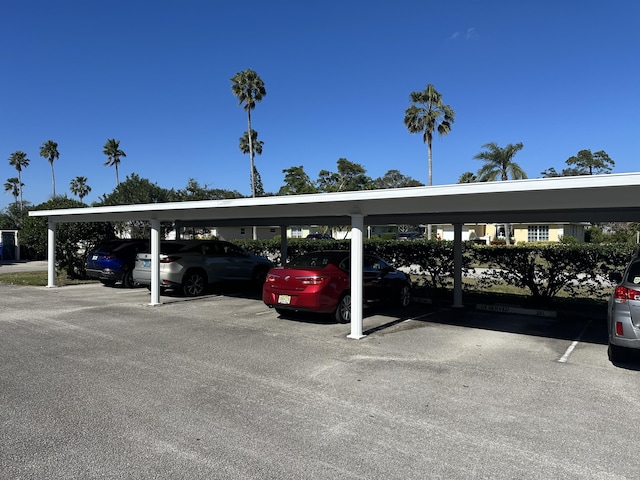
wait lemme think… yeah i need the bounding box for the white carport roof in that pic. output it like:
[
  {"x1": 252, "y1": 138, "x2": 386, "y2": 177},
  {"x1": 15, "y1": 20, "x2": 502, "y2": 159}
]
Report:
[
  {"x1": 29, "y1": 173, "x2": 640, "y2": 340},
  {"x1": 29, "y1": 173, "x2": 640, "y2": 226}
]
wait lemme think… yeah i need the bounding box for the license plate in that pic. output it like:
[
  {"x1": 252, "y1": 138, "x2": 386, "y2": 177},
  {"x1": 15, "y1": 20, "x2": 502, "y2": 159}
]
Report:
[
  {"x1": 92, "y1": 255, "x2": 98, "y2": 260},
  {"x1": 278, "y1": 295, "x2": 291, "y2": 305},
  {"x1": 143, "y1": 261, "x2": 150, "y2": 267}
]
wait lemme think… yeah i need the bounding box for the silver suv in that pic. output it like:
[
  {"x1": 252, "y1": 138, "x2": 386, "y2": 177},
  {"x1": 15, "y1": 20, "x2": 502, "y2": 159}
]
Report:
[
  {"x1": 133, "y1": 240, "x2": 273, "y2": 296},
  {"x1": 607, "y1": 258, "x2": 640, "y2": 362}
]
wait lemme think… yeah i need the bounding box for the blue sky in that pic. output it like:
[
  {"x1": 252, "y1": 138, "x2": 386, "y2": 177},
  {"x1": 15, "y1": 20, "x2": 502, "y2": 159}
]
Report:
[{"x1": 1, "y1": 0, "x2": 638, "y2": 210}]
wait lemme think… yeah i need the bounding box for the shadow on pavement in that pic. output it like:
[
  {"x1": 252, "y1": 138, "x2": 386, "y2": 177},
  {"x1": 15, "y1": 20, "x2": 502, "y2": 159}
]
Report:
[{"x1": 363, "y1": 301, "x2": 609, "y2": 346}]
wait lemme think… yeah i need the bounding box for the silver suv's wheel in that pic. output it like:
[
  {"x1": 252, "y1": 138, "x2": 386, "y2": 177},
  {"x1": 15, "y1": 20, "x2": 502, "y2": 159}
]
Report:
[
  {"x1": 182, "y1": 270, "x2": 206, "y2": 297},
  {"x1": 608, "y1": 343, "x2": 628, "y2": 363}
]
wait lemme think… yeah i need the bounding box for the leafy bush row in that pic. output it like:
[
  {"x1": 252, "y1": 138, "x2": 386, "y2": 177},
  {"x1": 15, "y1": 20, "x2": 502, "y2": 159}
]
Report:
[{"x1": 235, "y1": 239, "x2": 638, "y2": 303}]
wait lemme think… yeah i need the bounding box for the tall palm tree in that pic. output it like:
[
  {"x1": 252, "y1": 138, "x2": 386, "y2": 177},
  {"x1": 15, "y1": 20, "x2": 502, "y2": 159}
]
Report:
[
  {"x1": 70, "y1": 176, "x2": 91, "y2": 202},
  {"x1": 239, "y1": 129, "x2": 264, "y2": 157},
  {"x1": 240, "y1": 130, "x2": 265, "y2": 197},
  {"x1": 40, "y1": 140, "x2": 60, "y2": 197},
  {"x1": 4, "y1": 177, "x2": 22, "y2": 205},
  {"x1": 8, "y1": 150, "x2": 29, "y2": 209},
  {"x1": 230, "y1": 69, "x2": 266, "y2": 198},
  {"x1": 474, "y1": 142, "x2": 527, "y2": 181},
  {"x1": 39, "y1": 139, "x2": 60, "y2": 197},
  {"x1": 404, "y1": 84, "x2": 455, "y2": 187},
  {"x1": 474, "y1": 142, "x2": 527, "y2": 244},
  {"x1": 103, "y1": 139, "x2": 126, "y2": 185}
]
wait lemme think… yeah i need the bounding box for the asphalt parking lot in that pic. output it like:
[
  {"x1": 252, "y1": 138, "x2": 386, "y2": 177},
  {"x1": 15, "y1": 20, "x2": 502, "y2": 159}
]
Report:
[{"x1": 2, "y1": 271, "x2": 640, "y2": 479}]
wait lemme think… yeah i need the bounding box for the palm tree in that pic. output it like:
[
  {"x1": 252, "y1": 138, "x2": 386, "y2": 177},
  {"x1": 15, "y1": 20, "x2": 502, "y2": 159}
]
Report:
[
  {"x1": 404, "y1": 84, "x2": 455, "y2": 187},
  {"x1": 8, "y1": 150, "x2": 29, "y2": 209},
  {"x1": 458, "y1": 171, "x2": 477, "y2": 183},
  {"x1": 103, "y1": 139, "x2": 126, "y2": 185},
  {"x1": 4, "y1": 177, "x2": 22, "y2": 205},
  {"x1": 474, "y1": 142, "x2": 527, "y2": 181},
  {"x1": 474, "y1": 142, "x2": 527, "y2": 245},
  {"x1": 39, "y1": 140, "x2": 60, "y2": 197},
  {"x1": 239, "y1": 129, "x2": 264, "y2": 157},
  {"x1": 239, "y1": 129, "x2": 265, "y2": 195},
  {"x1": 70, "y1": 176, "x2": 91, "y2": 202},
  {"x1": 230, "y1": 69, "x2": 266, "y2": 198}
]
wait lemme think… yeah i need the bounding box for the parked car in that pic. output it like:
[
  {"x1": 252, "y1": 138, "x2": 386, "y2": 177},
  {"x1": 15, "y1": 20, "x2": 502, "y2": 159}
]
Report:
[
  {"x1": 397, "y1": 231, "x2": 422, "y2": 241},
  {"x1": 133, "y1": 240, "x2": 274, "y2": 296},
  {"x1": 262, "y1": 250, "x2": 411, "y2": 323},
  {"x1": 607, "y1": 258, "x2": 640, "y2": 362},
  {"x1": 85, "y1": 239, "x2": 149, "y2": 287},
  {"x1": 306, "y1": 233, "x2": 335, "y2": 240}
]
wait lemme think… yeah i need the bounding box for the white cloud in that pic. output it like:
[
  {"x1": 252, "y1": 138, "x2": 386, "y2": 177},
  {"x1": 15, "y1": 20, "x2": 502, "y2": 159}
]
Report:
[{"x1": 450, "y1": 28, "x2": 476, "y2": 40}]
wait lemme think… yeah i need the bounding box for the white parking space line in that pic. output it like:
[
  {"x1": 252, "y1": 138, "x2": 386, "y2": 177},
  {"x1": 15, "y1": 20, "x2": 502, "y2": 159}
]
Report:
[
  {"x1": 558, "y1": 341, "x2": 579, "y2": 363},
  {"x1": 557, "y1": 320, "x2": 592, "y2": 363}
]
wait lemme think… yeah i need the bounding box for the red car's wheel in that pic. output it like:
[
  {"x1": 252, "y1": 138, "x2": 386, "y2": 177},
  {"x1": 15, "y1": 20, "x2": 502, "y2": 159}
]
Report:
[{"x1": 334, "y1": 293, "x2": 351, "y2": 324}]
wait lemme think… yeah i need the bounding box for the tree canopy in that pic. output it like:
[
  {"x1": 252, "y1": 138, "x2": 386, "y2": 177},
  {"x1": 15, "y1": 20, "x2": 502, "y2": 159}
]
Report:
[
  {"x1": 541, "y1": 149, "x2": 614, "y2": 177},
  {"x1": 566, "y1": 149, "x2": 614, "y2": 175},
  {"x1": 316, "y1": 158, "x2": 372, "y2": 193},
  {"x1": 371, "y1": 170, "x2": 423, "y2": 189},
  {"x1": 20, "y1": 197, "x2": 115, "y2": 277},
  {"x1": 278, "y1": 166, "x2": 317, "y2": 195}
]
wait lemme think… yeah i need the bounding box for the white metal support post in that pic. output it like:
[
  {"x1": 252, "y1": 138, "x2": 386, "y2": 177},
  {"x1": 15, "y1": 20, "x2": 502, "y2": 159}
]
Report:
[
  {"x1": 47, "y1": 219, "x2": 56, "y2": 288},
  {"x1": 347, "y1": 214, "x2": 365, "y2": 339},
  {"x1": 149, "y1": 219, "x2": 161, "y2": 305},
  {"x1": 453, "y1": 222, "x2": 464, "y2": 308},
  {"x1": 280, "y1": 226, "x2": 288, "y2": 265}
]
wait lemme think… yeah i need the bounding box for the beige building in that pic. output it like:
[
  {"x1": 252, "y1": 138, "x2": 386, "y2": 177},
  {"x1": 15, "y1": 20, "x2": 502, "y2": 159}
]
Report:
[{"x1": 436, "y1": 222, "x2": 588, "y2": 243}]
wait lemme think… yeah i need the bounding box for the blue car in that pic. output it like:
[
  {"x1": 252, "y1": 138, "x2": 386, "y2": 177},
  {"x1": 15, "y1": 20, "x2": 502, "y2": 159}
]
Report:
[{"x1": 85, "y1": 239, "x2": 149, "y2": 287}]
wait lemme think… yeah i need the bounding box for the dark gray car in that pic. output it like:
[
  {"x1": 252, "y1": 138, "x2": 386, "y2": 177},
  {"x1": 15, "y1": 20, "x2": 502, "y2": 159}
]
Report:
[{"x1": 607, "y1": 257, "x2": 640, "y2": 362}]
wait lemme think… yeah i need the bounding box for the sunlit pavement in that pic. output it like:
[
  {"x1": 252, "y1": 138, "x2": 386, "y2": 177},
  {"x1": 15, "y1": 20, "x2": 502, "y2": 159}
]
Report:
[{"x1": 1, "y1": 280, "x2": 639, "y2": 479}]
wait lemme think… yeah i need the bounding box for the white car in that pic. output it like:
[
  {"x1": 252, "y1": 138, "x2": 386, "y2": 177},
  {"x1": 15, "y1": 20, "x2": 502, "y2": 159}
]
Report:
[{"x1": 133, "y1": 240, "x2": 273, "y2": 296}]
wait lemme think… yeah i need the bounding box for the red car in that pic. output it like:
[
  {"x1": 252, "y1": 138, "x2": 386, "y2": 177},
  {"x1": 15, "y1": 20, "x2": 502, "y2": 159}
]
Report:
[{"x1": 263, "y1": 250, "x2": 411, "y2": 323}]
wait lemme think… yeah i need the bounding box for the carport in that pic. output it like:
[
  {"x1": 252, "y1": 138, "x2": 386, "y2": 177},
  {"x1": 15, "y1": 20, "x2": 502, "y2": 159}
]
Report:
[{"x1": 29, "y1": 173, "x2": 640, "y2": 339}]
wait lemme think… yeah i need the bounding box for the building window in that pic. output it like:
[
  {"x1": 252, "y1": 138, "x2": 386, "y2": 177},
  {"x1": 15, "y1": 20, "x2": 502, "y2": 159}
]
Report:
[
  {"x1": 290, "y1": 227, "x2": 303, "y2": 238},
  {"x1": 527, "y1": 225, "x2": 549, "y2": 242},
  {"x1": 240, "y1": 228, "x2": 246, "y2": 236}
]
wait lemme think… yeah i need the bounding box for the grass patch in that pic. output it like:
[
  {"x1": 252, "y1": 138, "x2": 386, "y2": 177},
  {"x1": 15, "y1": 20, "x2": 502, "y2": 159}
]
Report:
[
  {"x1": 411, "y1": 274, "x2": 608, "y2": 318},
  {"x1": 0, "y1": 271, "x2": 97, "y2": 287}
]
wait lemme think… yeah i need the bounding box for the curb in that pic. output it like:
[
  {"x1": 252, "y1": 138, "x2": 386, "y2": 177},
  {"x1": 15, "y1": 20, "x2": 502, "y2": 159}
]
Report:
[{"x1": 475, "y1": 303, "x2": 557, "y2": 318}]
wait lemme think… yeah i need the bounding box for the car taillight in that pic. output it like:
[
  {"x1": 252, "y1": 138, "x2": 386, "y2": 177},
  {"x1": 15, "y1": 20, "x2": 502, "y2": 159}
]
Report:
[
  {"x1": 614, "y1": 285, "x2": 640, "y2": 303},
  {"x1": 265, "y1": 273, "x2": 280, "y2": 283},
  {"x1": 160, "y1": 255, "x2": 180, "y2": 263},
  {"x1": 297, "y1": 275, "x2": 328, "y2": 285}
]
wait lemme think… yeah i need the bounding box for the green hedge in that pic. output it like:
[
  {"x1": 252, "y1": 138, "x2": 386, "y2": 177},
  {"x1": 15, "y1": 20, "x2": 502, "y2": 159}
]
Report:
[
  {"x1": 233, "y1": 239, "x2": 637, "y2": 303},
  {"x1": 471, "y1": 243, "x2": 636, "y2": 302}
]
